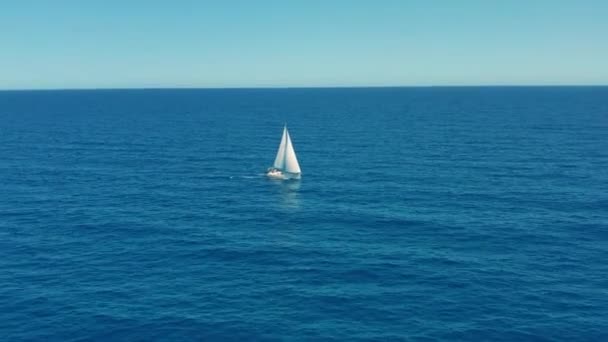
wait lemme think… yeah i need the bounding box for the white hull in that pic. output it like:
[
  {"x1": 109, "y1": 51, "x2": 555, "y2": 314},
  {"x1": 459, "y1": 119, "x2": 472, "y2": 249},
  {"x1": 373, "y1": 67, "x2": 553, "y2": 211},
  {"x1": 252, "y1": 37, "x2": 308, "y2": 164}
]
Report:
[{"x1": 267, "y1": 169, "x2": 301, "y2": 180}]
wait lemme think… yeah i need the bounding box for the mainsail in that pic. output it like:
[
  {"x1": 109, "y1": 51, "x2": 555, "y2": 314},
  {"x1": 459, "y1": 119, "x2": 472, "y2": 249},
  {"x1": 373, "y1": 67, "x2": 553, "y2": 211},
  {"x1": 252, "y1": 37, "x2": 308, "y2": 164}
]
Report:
[{"x1": 283, "y1": 128, "x2": 301, "y2": 174}]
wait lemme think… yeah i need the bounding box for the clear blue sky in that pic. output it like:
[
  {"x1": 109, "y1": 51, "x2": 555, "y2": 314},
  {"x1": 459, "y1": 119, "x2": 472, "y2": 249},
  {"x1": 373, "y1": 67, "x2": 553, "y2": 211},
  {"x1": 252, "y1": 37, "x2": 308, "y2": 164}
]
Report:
[{"x1": 1, "y1": 0, "x2": 607, "y2": 89}]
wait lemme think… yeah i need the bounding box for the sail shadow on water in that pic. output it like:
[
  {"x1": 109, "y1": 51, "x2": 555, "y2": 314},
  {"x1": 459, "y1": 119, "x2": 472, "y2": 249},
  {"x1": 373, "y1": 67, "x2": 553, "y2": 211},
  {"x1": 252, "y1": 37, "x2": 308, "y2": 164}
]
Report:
[{"x1": 268, "y1": 178, "x2": 301, "y2": 209}]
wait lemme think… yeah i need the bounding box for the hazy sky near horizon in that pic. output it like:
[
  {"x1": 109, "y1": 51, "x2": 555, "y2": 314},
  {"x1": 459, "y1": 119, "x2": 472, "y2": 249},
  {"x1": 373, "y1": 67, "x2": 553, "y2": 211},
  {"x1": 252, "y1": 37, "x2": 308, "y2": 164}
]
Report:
[{"x1": 1, "y1": 1, "x2": 607, "y2": 89}]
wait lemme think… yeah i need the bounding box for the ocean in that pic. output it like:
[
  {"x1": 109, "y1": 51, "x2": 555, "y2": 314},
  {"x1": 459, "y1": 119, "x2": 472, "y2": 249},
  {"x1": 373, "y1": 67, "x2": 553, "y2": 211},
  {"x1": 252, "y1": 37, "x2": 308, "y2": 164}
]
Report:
[{"x1": 1, "y1": 87, "x2": 607, "y2": 341}]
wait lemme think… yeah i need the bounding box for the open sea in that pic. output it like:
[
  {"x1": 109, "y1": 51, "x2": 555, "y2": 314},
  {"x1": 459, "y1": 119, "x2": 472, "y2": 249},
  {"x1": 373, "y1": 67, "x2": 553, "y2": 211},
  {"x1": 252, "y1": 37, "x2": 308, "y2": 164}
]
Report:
[{"x1": 1, "y1": 87, "x2": 607, "y2": 341}]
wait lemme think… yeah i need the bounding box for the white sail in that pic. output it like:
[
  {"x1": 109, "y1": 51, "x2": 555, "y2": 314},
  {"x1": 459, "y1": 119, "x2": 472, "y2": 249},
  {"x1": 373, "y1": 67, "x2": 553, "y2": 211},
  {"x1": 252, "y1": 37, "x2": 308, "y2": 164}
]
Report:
[
  {"x1": 267, "y1": 125, "x2": 301, "y2": 180},
  {"x1": 283, "y1": 128, "x2": 301, "y2": 174},
  {"x1": 273, "y1": 127, "x2": 287, "y2": 169}
]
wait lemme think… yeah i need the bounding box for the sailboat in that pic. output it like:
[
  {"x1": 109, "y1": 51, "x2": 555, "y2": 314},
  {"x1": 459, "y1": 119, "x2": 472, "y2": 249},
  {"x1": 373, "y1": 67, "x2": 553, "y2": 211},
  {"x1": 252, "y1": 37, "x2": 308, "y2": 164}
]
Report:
[{"x1": 267, "y1": 125, "x2": 301, "y2": 180}]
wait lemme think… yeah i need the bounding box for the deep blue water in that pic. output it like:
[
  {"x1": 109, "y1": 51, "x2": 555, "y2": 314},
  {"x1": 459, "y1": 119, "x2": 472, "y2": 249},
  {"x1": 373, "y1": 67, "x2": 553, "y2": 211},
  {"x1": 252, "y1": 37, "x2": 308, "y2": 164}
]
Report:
[{"x1": 1, "y1": 87, "x2": 607, "y2": 341}]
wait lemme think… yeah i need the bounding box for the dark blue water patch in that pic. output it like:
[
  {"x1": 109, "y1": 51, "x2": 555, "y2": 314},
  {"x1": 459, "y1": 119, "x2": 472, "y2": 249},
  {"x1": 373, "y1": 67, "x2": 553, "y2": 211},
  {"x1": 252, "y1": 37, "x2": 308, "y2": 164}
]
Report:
[{"x1": 1, "y1": 87, "x2": 607, "y2": 341}]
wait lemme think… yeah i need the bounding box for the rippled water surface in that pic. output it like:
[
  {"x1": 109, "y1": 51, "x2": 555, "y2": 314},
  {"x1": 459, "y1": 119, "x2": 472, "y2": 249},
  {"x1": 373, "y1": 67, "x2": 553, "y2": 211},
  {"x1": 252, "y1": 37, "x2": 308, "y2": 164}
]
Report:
[{"x1": 1, "y1": 87, "x2": 607, "y2": 341}]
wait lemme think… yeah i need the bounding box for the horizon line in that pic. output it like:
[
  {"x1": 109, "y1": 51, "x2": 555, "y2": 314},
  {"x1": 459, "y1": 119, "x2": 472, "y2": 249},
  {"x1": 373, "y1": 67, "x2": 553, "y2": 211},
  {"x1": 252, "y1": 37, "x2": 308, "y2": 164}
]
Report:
[{"x1": 1, "y1": 84, "x2": 607, "y2": 92}]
